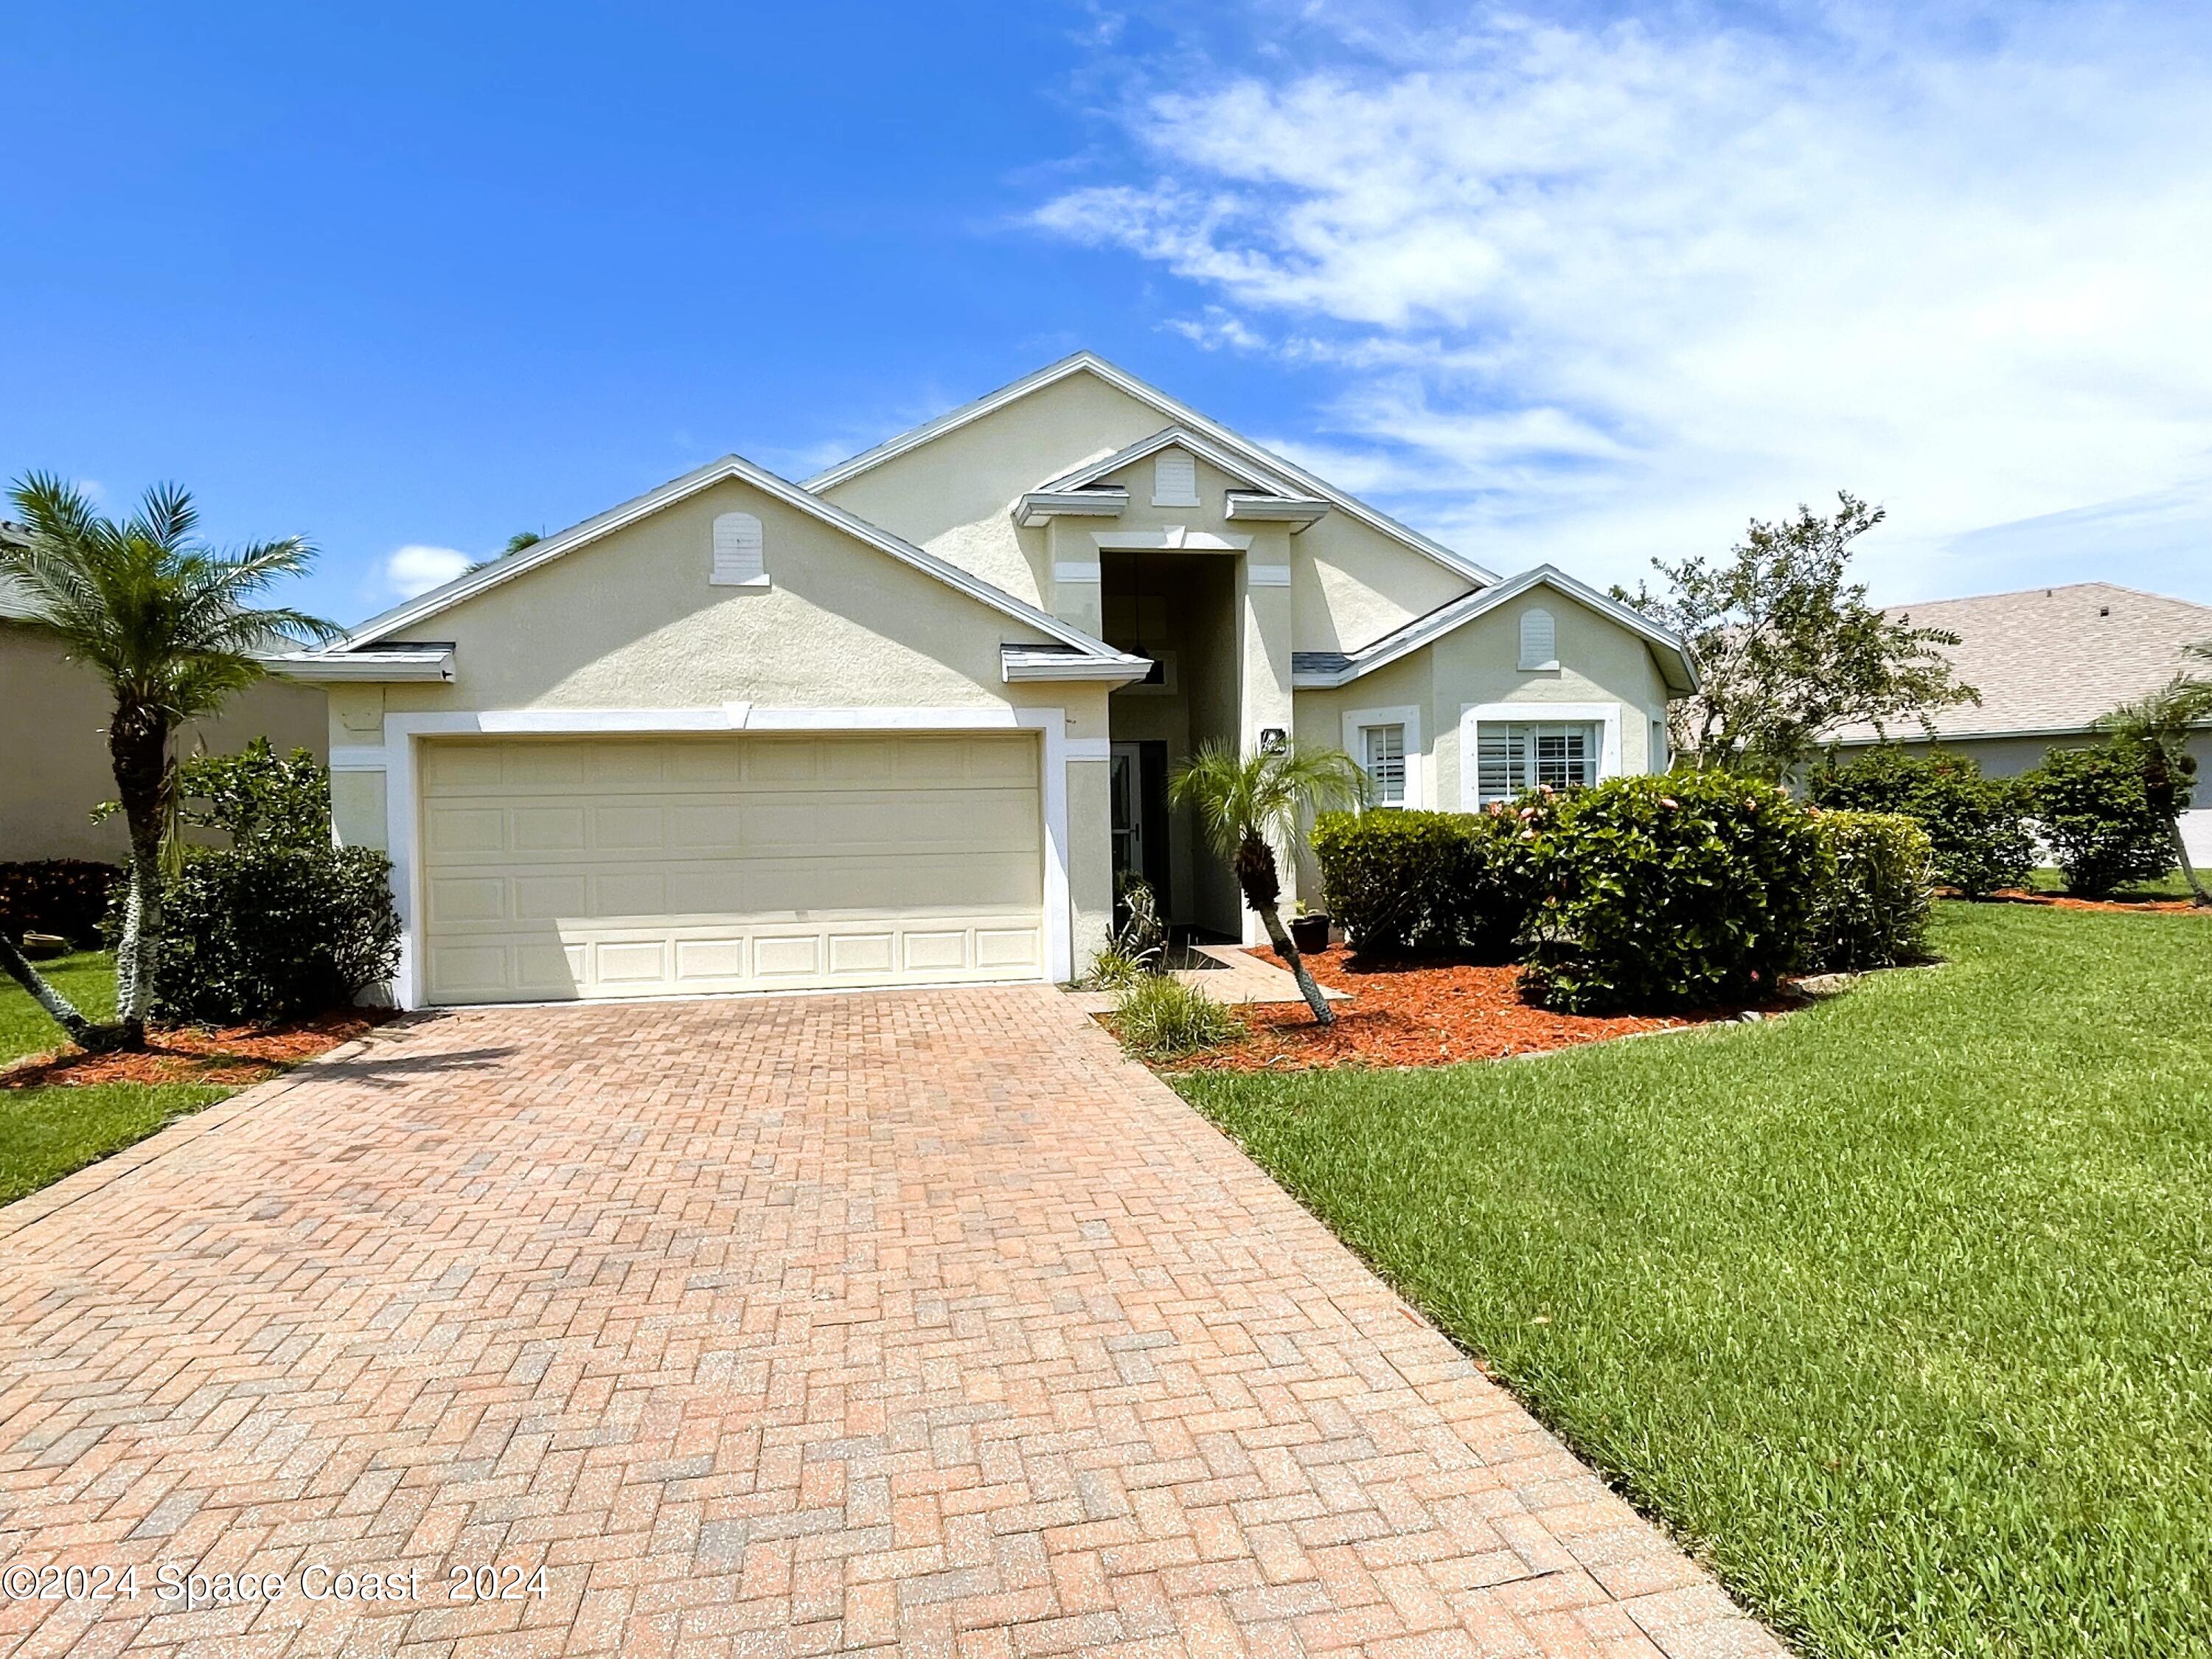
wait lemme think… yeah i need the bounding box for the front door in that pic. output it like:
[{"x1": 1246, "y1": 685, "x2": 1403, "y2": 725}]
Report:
[{"x1": 1110, "y1": 742, "x2": 1145, "y2": 888}]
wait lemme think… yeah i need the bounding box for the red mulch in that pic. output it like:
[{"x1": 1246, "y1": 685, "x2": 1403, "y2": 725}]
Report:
[
  {"x1": 1169, "y1": 947, "x2": 1707, "y2": 1072},
  {"x1": 1982, "y1": 888, "x2": 2207, "y2": 914},
  {"x1": 1, "y1": 1011, "x2": 394, "y2": 1089}
]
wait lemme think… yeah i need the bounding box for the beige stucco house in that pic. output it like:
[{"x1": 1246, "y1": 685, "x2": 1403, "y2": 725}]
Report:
[
  {"x1": 276, "y1": 353, "x2": 1696, "y2": 1009},
  {"x1": 1825, "y1": 582, "x2": 2212, "y2": 862}
]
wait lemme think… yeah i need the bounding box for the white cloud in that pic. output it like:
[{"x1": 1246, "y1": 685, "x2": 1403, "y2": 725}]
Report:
[
  {"x1": 1036, "y1": 4, "x2": 2212, "y2": 600},
  {"x1": 383, "y1": 544, "x2": 473, "y2": 599}
]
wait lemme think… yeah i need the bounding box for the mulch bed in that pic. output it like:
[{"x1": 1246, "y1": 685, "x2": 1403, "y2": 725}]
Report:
[
  {"x1": 1, "y1": 1011, "x2": 394, "y2": 1089},
  {"x1": 1983, "y1": 888, "x2": 2207, "y2": 914},
  {"x1": 1168, "y1": 947, "x2": 1717, "y2": 1072}
]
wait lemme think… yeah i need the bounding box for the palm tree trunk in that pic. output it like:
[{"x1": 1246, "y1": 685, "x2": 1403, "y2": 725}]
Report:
[
  {"x1": 0, "y1": 935, "x2": 101, "y2": 1047},
  {"x1": 2168, "y1": 815, "x2": 2212, "y2": 906},
  {"x1": 1256, "y1": 904, "x2": 1335, "y2": 1026},
  {"x1": 108, "y1": 704, "x2": 171, "y2": 1049}
]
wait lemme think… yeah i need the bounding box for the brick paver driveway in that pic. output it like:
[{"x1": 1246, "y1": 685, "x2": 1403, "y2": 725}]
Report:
[{"x1": 0, "y1": 988, "x2": 1779, "y2": 1659}]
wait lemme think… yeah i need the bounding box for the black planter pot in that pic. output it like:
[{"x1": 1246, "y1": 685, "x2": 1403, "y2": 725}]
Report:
[{"x1": 1287, "y1": 913, "x2": 1332, "y2": 956}]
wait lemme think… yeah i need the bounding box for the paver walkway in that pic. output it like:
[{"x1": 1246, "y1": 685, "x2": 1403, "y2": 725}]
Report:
[{"x1": 0, "y1": 988, "x2": 1781, "y2": 1658}]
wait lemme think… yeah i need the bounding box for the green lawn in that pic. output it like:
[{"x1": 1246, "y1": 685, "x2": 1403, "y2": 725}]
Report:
[
  {"x1": 2023, "y1": 865, "x2": 2205, "y2": 901},
  {"x1": 1175, "y1": 905, "x2": 2212, "y2": 1659},
  {"x1": 1, "y1": 951, "x2": 230, "y2": 1206}
]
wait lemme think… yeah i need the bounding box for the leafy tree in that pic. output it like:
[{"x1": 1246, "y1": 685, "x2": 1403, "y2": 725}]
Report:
[
  {"x1": 2023, "y1": 741, "x2": 2177, "y2": 897},
  {"x1": 1, "y1": 475, "x2": 336, "y2": 1048},
  {"x1": 1617, "y1": 493, "x2": 1976, "y2": 775},
  {"x1": 1810, "y1": 747, "x2": 2034, "y2": 897},
  {"x1": 1167, "y1": 741, "x2": 1365, "y2": 1025},
  {"x1": 2098, "y1": 652, "x2": 2212, "y2": 905}
]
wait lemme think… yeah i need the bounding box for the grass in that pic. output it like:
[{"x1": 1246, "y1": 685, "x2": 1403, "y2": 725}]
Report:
[
  {"x1": 0, "y1": 950, "x2": 230, "y2": 1206},
  {"x1": 2022, "y1": 864, "x2": 2206, "y2": 901},
  {"x1": 1174, "y1": 905, "x2": 2212, "y2": 1659}
]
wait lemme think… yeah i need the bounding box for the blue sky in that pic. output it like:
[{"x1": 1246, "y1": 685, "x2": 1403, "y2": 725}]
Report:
[{"x1": 6, "y1": 0, "x2": 2211, "y2": 627}]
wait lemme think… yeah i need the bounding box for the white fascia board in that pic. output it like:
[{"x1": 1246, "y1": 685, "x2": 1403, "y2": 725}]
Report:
[
  {"x1": 1014, "y1": 487, "x2": 1129, "y2": 528},
  {"x1": 1225, "y1": 492, "x2": 1330, "y2": 526},
  {"x1": 1001, "y1": 645, "x2": 1153, "y2": 685},
  {"x1": 1291, "y1": 566, "x2": 1700, "y2": 695},
  {"x1": 1037, "y1": 425, "x2": 1297, "y2": 498},
  {"x1": 309, "y1": 453, "x2": 1129, "y2": 667},
  {"x1": 803, "y1": 352, "x2": 1502, "y2": 587},
  {"x1": 269, "y1": 648, "x2": 454, "y2": 682}
]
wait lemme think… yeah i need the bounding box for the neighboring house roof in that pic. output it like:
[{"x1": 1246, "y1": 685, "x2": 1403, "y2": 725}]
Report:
[
  {"x1": 803, "y1": 351, "x2": 1501, "y2": 588},
  {"x1": 1826, "y1": 582, "x2": 2212, "y2": 743},
  {"x1": 1292, "y1": 565, "x2": 1700, "y2": 697},
  {"x1": 299, "y1": 452, "x2": 1149, "y2": 680}
]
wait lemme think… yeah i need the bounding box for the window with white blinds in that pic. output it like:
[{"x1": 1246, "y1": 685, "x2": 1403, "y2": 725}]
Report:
[
  {"x1": 1361, "y1": 723, "x2": 1407, "y2": 806},
  {"x1": 1475, "y1": 721, "x2": 1599, "y2": 804}
]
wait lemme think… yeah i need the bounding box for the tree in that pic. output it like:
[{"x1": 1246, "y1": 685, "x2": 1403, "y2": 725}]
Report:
[
  {"x1": 1617, "y1": 493, "x2": 1977, "y2": 776},
  {"x1": 1167, "y1": 740, "x2": 1365, "y2": 1025},
  {"x1": 2098, "y1": 653, "x2": 2212, "y2": 905},
  {"x1": 1, "y1": 474, "x2": 336, "y2": 1048}
]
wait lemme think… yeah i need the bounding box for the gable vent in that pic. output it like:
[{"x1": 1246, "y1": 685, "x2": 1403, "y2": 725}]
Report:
[
  {"x1": 711, "y1": 512, "x2": 766, "y2": 586},
  {"x1": 1518, "y1": 606, "x2": 1558, "y2": 670},
  {"x1": 1152, "y1": 449, "x2": 1200, "y2": 507}
]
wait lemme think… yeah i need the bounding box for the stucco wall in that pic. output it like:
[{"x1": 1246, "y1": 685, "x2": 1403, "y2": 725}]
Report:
[{"x1": 1, "y1": 623, "x2": 327, "y2": 860}]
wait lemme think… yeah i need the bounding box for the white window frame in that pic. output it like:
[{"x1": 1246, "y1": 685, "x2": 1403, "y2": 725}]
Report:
[
  {"x1": 1458, "y1": 702, "x2": 1622, "y2": 809},
  {"x1": 710, "y1": 511, "x2": 771, "y2": 588},
  {"x1": 1343, "y1": 704, "x2": 1424, "y2": 810}
]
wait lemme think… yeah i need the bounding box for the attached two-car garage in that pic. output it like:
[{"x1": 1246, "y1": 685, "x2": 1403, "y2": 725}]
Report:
[{"x1": 416, "y1": 731, "x2": 1046, "y2": 1005}]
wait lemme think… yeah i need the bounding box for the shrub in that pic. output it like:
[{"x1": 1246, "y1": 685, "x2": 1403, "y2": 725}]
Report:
[
  {"x1": 1111, "y1": 973, "x2": 1239, "y2": 1060},
  {"x1": 2023, "y1": 740, "x2": 2178, "y2": 897},
  {"x1": 1520, "y1": 772, "x2": 1824, "y2": 1014},
  {"x1": 153, "y1": 844, "x2": 400, "y2": 1024},
  {"x1": 0, "y1": 860, "x2": 123, "y2": 946},
  {"x1": 1087, "y1": 948, "x2": 1150, "y2": 991},
  {"x1": 1804, "y1": 810, "x2": 1934, "y2": 972},
  {"x1": 1810, "y1": 747, "x2": 2034, "y2": 897},
  {"x1": 1311, "y1": 808, "x2": 1535, "y2": 958}
]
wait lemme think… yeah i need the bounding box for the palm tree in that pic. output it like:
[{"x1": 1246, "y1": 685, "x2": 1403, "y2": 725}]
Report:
[
  {"x1": 2100, "y1": 651, "x2": 2212, "y2": 907},
  {"x1": 1169, "y1": 740, "x2": 1366, "y2": 1024},
  {"x1": 2, "y1": 474, "x2": 337, "y2": 1046}
]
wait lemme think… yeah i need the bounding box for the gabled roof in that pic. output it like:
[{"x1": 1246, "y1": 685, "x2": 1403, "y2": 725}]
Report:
[
  {"x1": 804, "y1": 352, "x2": 1500, "y2": 587},
  {"x1": 1035, "y1": 425, "x2": 1298, "y2": 499},
  {"x1": 309, "y1": 453, "x2": 1136, "y2": 667},
  {"x1": 1826, "y1": 581, "x2": 2212, "y2": 742},
  {"x1": 1292, "y1": 565, "x2": 1700, "y2": 696}
]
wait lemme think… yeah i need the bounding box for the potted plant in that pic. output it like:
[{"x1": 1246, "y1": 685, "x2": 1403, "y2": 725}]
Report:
[{"x1": 1287, "y1": 901, "x2": 1332, "y2": 956}]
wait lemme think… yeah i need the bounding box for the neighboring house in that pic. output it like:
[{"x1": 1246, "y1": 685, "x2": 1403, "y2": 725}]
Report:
[
  {"x1": 275, "y1": 352, "x2": 1696, "y2": 1009},
  {"x1": 1825, "y1": 581, "x2": 2212, "y2": 861},
  {"x1": 0, "y1": 522, "x2": 327, "y2": 861}
]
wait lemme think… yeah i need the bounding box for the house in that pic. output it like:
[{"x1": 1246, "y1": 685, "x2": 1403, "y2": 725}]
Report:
[
  {"x1": 1824, "y1": 581, "x2": 2212, "y2": 860},
  {"x1": 0, "y1": 524, "x2": 327, "y2": 862},
  {"x1": 275, "y1": 353, "x2": 1697, "y2": 1008}
]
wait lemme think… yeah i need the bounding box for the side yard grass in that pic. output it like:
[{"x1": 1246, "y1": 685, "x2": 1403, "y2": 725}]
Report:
[
  {"x1": 1174, "y1": 904, "x2": 2212, "y2": 1659},
  {"x1": 1, "y1": 951, "x2": 230, "y2": 1206}
]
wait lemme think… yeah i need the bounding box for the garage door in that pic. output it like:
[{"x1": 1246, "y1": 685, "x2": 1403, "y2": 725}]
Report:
[{"x1": 417, "y1": 733, "x2": 1044, "y2": 1004}]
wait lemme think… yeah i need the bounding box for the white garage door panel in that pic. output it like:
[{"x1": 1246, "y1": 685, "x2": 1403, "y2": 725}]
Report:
[{"x1": 419, "y1": 734, "x2": 1045, "y2": 1004}]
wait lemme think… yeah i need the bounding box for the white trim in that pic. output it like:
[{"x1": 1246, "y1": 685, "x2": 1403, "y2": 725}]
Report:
[
  {"x1": 802, "y1": 352, "x2": 1499, "y2": 586},
  {"x1": 1459, "y1": 701, "x2": 1624, "y2": 810},
  {"x1": 329, "y1": 745, "x2": 391, "y2": 771},
  {"x1": 313, "y1": 453, "x2": 1127, "y2": 667},
  {"x1": 377, "y1": 703, "x2": 1077, "y2": 1009},
  {"x1": 1001, "y1": 646, "x2": 1152, "y2": 685},
  {"x1": 1343, "y1": 704, "x2": 1424, "y2": 810},
  {"x1": 1065, "y1": 738, "x2": 1111, "y2": 762},
  {"x1": 1225, "y1": 492, "x2": 1329, "y2": 527},
  {"x1": 1052, "y1": 560, "x2": 1102, "y2": 583},
  {"x1": 1036, "y1": 425, "x2": 1298, "y2": 500},
  {"x1": 271, "y1": 648, "x2": 453, "y2": 682},
  {"x1": 1015, "y1": 488, "x2": 1127, "y2": 528},
  {"x1": 1246, "y1": 564, "x2": 1292, "y2": 588},
  {"x1": 1091, "y1": 528, "x2": 1252, "y2": 552},
  {"x1": 1295, "y1": 566, "x2": 1700, "y2": 696}
]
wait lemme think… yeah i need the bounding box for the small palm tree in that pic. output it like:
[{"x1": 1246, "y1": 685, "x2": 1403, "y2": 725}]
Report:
[
  {"x1": 2100, "y1": 652, "x2": 2212, "y2": 907},
  {"x1": 1, "y1": 474, "x2": 337, "y2": 1046},
  {"x1": 1169, "y1": 740, "x2": 1366, "y2": 1024}
]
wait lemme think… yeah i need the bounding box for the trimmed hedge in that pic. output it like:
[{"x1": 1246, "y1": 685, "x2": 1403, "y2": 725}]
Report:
[
  {"x1": 152, "y1": 844, "x2": 400, "y2": 1024},
  {"x1": 2023, "y1": 740, "x2": 2180, "y2": 897},
  {"x1": 0, "y1": 860, "x2": 123, "y2": 946},
  {"x1": 1811, "y1": 747, "x2": 2033, "y2": 897},
  {"x1": 1311, "y1": 808, "x2": 1534, "y2": 959},
  {"x1": 1520, "y1": 773, "x2": 1824, "y2": 1014},
  {"x1": 1804, "y1": 809, "x2": 1934, "y2": 972}
]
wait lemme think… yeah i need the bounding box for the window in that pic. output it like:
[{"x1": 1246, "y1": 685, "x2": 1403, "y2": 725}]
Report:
[
  {"x1": 710, "y1": 512, "x2": 767, "y2": 586},
  {"x1": 1475, "y1": 721, "x2": 1599, "y2": 804},
  {"x1": 1362, "y1": 723, "x2": 1407, "y2": 806},
  {"x1": 1152, "y1": 449, "x2": 1199, "y2": 507},
  {"x1": 1518, "y1": 606, "x2": 1557, "y2": 670}
]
